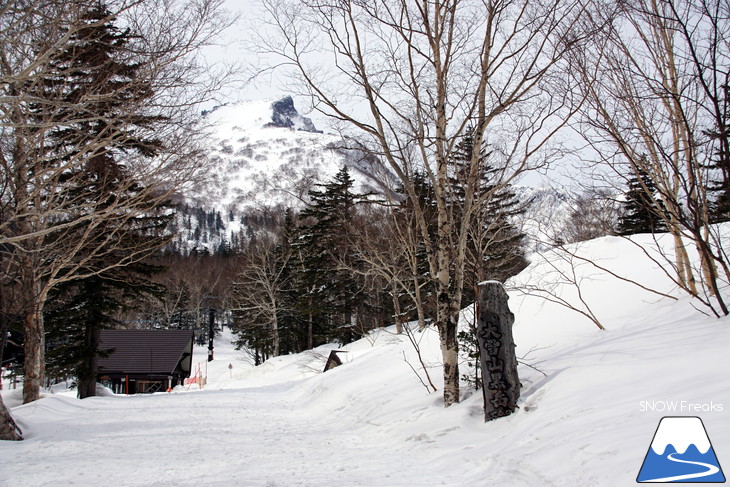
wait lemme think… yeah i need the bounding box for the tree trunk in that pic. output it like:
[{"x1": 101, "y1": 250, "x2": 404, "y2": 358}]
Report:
[
  {"x1": 412, "y1": 274, "x2": 427, "y2": 332},
  {"x1": 438, "y1": 316, "x2": 459, "y2": 407},
  {"x1": 271, "y1": 311, "x2": 280, "y2": 357},
  {"x1": 0, "y1": 394, "x2": 23, "y2": 441},
  {"x1": 436, "y1": 283, "x2": 460, "y2": 407},
  {"x1": 477, "y1": 281, "x2": 520, "y2": 421},
  {"x1": 391, "y1": 279, "x2": 403, "y2": 335},
  {"x1": 78, "y1": 323, "x2": 101, "y2": 399},
  {"x1": 306, "y1": 303, "x2": 313, "y2": 351},
  {"x1": 22, "y1": 300, "x2": 45, "y2": 404},
  {"x1": 672, "y1": 230, "x2": 697, "y2": 296},
  {"x1": 694, "y1": 234, "x2": 729, "y2": 315},
  {"x1": 0, "y1": 320, "x2": 8, "y2": 389}
]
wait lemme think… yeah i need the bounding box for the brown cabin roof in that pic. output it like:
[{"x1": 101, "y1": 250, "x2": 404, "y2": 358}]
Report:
[{"x1": 98, "y1": 330, "x2": 194, "y2": 377}]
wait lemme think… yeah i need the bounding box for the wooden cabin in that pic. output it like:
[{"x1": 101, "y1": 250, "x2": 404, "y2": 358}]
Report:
[{"x1": 97, "y1": 329, "x2": 194, "y2": 394}]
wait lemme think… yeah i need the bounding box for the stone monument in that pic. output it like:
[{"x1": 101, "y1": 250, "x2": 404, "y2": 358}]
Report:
[{"x1": 476, "y1": 281, "x2": 520, "y2": 421}]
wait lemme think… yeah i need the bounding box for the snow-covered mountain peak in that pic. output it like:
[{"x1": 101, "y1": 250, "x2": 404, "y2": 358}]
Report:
[
  {"x1": 193, "y1": 98, "x2": 343, "y2": 210},
  {"x1": 203, "y1": 97, "x2": 322, "y2": 137},
  {"x1": 169, "y1": 97, "x2": 397, "y2": 254},
  {"x1": 193, "y1": 97, "x2": 395, "y2": 212}
]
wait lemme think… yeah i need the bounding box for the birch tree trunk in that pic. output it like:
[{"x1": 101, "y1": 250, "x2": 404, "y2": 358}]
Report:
[
  {"x1": 20, "y1": 262, "x2": 47, "y2": 404},
  {"x1": 271, "y1": 298, "x2": 280, "y2": 357},
  {"x1": 22, "y1": 302, "x2": 45, "y2": 404}
]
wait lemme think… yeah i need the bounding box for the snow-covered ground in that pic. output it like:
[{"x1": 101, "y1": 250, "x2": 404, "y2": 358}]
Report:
[{"x1": 2, "y1": 231, "x2": 729, "y2": 486}]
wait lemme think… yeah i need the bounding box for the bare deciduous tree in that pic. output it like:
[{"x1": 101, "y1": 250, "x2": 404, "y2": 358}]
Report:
[
  {"x1": 513, "y1": 242, "x2": 607, "y2": 331},
  {"x1": 570, "y1": 0, "x2": 730, "y2": 316},
  {"x1": 256, "y1": 0, "x2": 590, "y2": 405},
  {"x1": 354, "y1": 204, "x2": 431, "y2": 334},
  {"x1": 563, "y1": 188, "x2": 621, "y2": 244},
  {"x1": 230, "y1": 234, "x2": 292, "y2": 358}
]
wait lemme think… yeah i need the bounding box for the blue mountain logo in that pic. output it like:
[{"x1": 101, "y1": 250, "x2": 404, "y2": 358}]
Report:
[{"x1": 637, "y1": 416, "x2": 725, "y2": 483}]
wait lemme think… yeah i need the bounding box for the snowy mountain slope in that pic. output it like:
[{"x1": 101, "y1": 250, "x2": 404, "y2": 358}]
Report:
[
  {"x1": 515, "y1": 185, "x2": 575, "y2": 249},
  {"x1": 167, "y1": 96, "x2": 398, "y2": 253},
  {"x1": 2, "y1": 228, "x2": 729, "y2": 486},
  {"x1": 191, "y1": 97, "x2": 393, "y2": 213}
]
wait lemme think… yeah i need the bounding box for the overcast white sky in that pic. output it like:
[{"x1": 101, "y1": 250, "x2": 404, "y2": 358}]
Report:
[{"x1": 204, "y1": 0, "x2": 302, "y2": 107}]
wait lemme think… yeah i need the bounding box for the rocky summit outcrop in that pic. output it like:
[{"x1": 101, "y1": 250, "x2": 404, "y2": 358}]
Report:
[{"x1": 265, "y1": 96, "x2": 321, "y2": 133}]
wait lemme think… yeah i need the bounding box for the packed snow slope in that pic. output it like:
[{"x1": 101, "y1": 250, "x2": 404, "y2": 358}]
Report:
[{"x1": 2, "y1": 231, "x2": 729, "y2": 486}]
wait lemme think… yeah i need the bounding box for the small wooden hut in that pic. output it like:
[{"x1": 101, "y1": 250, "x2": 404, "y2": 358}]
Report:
[{"x1": 97, "y1": 330, "x2": 194, "y2": 394}]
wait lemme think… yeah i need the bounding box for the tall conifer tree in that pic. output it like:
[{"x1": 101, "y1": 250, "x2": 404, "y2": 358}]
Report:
[
  {"x1": 39, "y1": 3, "x2": 171, "y2": 398},
  {"x1": 296, "y1": 166, "x2": 367, "y2": 345},
  {"x1": 450, "y1": 128, "x2": 527, "y2": 301}
]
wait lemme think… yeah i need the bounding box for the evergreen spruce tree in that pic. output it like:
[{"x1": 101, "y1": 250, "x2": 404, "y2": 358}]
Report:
[
  {"x1": 451, "y1": 128, "x2": 527, "y2": 390},
  {"x1": 394, "y1": 171, "x2": 438, "y2": 320},
  {"x1": 618, "y1": 167, "x2": 668, "y2": 235},
  {"x1": 39, "y1": 3, "x2": 172, "y2": 398},
  {"x1": 478, "y1": 185, "x2": 528, "y2": 283},
  {"x1": 457, "y1": 322, "x2": 482, "y2": 390},
  {"x1": 450, "y1": 128, "x2": 527, "y2": 302},
  {"x1": 296, "y1": 166, "x2": 367, "y2": 345},
  {"x1": 707, "y1": 84, "x2": 730, "y2": 222},
  {"x1": 45, "y1": 262, "x2": 164, "y2": 397},
  {"x1": 289, "y1": 213, "x2": 333, "y2": 349},
  {"x1": 276, "y1": 209, "x2": 308, "y2": 353}
]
